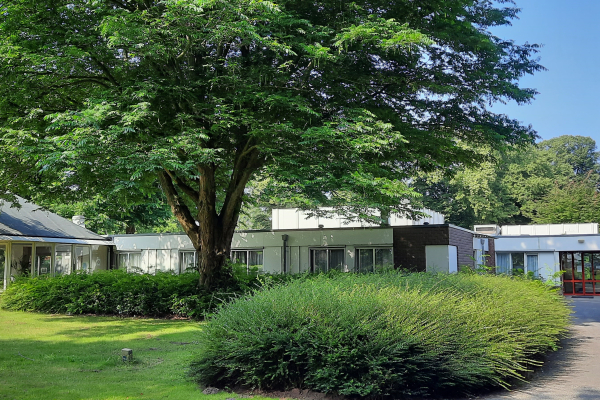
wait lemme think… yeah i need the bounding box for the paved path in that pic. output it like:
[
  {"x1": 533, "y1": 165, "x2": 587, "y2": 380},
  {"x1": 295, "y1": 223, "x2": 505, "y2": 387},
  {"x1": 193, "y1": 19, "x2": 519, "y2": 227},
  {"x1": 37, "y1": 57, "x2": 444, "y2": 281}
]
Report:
[{"x1": 480, "y1": 298, "x2": 600, "y2": 400}]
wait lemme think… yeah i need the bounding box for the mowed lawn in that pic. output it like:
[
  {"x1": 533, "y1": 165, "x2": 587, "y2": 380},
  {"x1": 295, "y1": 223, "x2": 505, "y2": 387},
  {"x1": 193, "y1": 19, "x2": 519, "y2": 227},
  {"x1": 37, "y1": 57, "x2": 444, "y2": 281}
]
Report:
[{"x1": 0, "y1": 310, "x2": 265, "y2": 400}]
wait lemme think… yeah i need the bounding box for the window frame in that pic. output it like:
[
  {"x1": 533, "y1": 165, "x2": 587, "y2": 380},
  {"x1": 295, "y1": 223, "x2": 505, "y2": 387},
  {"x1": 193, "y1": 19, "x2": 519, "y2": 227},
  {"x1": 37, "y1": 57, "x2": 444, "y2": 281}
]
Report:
[
  {"x1": 179, "y1": 250, "x2": 197, "y2": 274},
  {"x1": 309, "y1": 247, "x2": 347, "y2": 273},
  {"x1": 496, "y1": 252, "x2": 539, "y2": 276},
  {"x1": 231, "y1": 248, "x2": 264, "y2": 274},
  {"x1": 355, "y1": 247, "x2": 394, "y2": 273},
  {"x1": 117, "y1": 251, "x2": 142, "y2": 273}
]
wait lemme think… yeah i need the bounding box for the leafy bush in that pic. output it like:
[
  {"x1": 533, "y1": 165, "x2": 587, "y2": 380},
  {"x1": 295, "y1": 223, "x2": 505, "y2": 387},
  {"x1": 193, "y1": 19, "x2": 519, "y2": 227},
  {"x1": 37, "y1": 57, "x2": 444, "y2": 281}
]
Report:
[
  {"x1": 0, "y1": 270, "x2": 244, "y2": 318},
  {"x1": 190, "y1": 272, "x2": 570, "y2": 397}
]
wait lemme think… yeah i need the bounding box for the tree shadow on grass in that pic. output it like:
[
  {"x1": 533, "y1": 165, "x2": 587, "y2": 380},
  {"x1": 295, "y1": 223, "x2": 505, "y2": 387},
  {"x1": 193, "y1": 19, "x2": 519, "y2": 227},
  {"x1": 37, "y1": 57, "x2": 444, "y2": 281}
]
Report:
[
  {"x1": 34, "y1": 313, "x2": 203, "y2": 339},
  {"x1": 0, "y1": 335, "x2": 210, "y2": 400}
]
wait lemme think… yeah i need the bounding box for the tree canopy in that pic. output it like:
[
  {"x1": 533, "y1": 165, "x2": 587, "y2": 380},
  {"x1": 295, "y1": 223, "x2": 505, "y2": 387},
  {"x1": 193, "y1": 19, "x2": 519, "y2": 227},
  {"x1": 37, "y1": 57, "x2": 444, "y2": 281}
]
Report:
[
  {"x1": 415, "y1": 135, "x2": 600, "y2": 228},
  {"x1": 0, "y1": 0, "x2": 541, "y2": 287}
]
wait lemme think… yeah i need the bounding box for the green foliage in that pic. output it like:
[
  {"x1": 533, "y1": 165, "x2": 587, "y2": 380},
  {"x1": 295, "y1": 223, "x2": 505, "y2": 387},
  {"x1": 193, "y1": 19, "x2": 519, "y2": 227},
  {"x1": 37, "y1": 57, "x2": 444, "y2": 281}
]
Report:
[
  {"x1": 529, "y1": 175, "x2": 600, "y2": 224},
  {"x1": 415, "y1": 135, "x2": 600, "y2": 228},
  {"x1": 190, "y1": 272, "x2": 570, "y2": 397},
  {"x1": 0, "y1": 0, "x2": 541, "y2": 286},
  {"x1": 1, "y1": 270, "x2": 236, "y2": 318},
  {"x1": 35, "y1": 193, "x2": 181, "y2": 235}
]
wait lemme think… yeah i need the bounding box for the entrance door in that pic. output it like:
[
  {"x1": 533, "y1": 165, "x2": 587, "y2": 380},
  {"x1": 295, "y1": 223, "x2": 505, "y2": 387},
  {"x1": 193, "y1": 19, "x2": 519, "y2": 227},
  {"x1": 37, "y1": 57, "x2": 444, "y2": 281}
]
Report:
[{"x1": 561, "y1": 252, "x2": 600, "y2": 295}]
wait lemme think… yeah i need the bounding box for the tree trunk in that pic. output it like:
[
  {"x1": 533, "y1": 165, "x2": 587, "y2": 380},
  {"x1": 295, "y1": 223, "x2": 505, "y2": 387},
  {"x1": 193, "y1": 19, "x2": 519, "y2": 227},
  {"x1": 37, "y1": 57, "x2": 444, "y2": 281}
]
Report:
[
  {"x1": 195, "y1": 217, "x2": 235, "y2": 289},
  {"x1": 125, "y1": 223, "x2": 136, "y2": 234},
  {"x1": 158, "y1": 143, "x2": 262, "y2": 290}
]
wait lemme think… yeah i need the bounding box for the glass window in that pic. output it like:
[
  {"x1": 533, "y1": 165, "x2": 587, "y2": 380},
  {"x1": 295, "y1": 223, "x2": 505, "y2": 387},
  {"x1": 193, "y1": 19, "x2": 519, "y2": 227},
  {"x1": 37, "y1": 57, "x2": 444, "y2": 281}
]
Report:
[
  {"x1": 511, "y1": 253, "x2": 525, "y2": 275},
  {"x1": 358, "y1": 249, "x2": 374, "y2": 273},
  {"x1": 526, "y1": 254, "x2": 538, "y2": 277},
  {"x1": 11, "y1": 244, "x2": 32, "y2": 278},
  {"x1": 594, "y1": 254, "x2": 600, "y2": 281},
  {"x1": 36, "y1": 246, "x2": 52, "y2": 276},
  {"x1": 375, "y1": 248, "x2": 393, "y2": 271},
  {"x1": 91, "y1": 245, "x2": 106, "y2": 272},
  {"x1": 574, "y1": 253, "x2": 583, "y2": 280},
  {"x1": 118, "y1": 252, "x2": 142, "y2": 273},
  {"x1": 496, "y1": 253, "x2": 510, "y2": 274},
  {"x1": 231, "y1": 250, "x2": 264, "y2": 274},
  {"x1": 329, "y1": 249, "x2": 345, "y2": 272},
  {"x1": 312, "y1": 249, "x2": 328, "y2": 273},
  {"x1": 232, "y1": 250, "x2": 247, "y2": 266},
  {"x1": 562, "y1": 253, "x2": 573, "y2": 280},
  {"x1": 75, "y1": 246, "x2": 90, "y2": 272},
  {"x1": 357, "y1": 248, "x2": 393, "y2": 273},
  {"x1": 248, "y1": 250, "x2": 263, "y2": 274},
  {"x1": 55, "y1": 245, "x2": 72, "y2": 276},
  {"x1": 179, "y1": 251, "x2": 196, "y2": 273}
]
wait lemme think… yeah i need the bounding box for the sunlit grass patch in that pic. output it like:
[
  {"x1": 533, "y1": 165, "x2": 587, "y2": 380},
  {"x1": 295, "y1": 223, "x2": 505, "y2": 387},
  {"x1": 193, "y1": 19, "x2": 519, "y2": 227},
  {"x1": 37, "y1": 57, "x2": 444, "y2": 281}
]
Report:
[{"x1": 0, "y1": 310, "x2": 270, "y2": 400}]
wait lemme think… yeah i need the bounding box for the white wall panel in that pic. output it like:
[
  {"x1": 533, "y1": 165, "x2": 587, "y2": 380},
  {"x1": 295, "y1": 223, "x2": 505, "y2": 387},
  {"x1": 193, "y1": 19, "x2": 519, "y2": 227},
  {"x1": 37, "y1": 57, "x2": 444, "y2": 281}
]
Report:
[{"x1": 426, "y1": 245, "x2": 450, "y2": 273}]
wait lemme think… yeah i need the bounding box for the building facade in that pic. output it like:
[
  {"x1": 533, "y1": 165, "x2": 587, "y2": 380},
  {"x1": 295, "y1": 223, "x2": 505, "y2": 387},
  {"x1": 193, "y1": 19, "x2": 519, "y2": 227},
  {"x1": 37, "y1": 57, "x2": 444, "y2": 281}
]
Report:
[{"x1": 0, "y1": 197, "x2": 113, "y2": 290}]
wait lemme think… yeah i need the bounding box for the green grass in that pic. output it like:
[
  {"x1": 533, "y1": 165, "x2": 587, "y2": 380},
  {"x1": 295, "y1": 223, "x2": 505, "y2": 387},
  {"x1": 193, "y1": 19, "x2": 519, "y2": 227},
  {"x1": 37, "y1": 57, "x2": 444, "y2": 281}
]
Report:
[{"x1": 0, "y1": 310, "x2": 270, "y2": 400}]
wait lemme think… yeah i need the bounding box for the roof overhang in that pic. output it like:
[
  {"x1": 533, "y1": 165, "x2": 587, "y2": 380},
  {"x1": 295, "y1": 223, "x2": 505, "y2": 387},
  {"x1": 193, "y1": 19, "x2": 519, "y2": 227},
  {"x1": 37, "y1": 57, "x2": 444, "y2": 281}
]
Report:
[{"x1": 0, "y1": 236, "x2": 114, "y2": 246}]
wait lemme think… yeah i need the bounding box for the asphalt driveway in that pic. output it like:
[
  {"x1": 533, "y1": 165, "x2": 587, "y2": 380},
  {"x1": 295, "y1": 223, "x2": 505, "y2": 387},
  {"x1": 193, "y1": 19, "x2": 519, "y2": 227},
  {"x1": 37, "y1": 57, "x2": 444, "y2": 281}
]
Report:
[{"x1": 480, "y1": 297, "x2": 600, "y2": 400}]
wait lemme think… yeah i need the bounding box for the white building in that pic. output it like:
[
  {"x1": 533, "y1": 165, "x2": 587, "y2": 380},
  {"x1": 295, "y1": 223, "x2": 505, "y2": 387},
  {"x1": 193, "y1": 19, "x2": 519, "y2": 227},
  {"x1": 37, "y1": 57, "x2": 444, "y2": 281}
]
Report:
[
  {"x1": 475, "y1": 223, "x2": 600, "y2": 294},
  {"x1": 0, "y1": 197, "x2": 113, "y2": 290},
  {"x1": 112, "y1": 208, "x2": 491, "y2": 276}
]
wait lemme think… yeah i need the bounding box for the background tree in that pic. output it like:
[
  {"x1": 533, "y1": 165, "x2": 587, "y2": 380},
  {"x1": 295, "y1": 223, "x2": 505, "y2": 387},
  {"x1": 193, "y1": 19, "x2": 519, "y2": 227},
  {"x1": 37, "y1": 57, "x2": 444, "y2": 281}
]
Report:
[
  {"x1": 529, "y1": 175, "x2": 600, "y2": 224},
  {"x1": 0, "y1": 0, "x2": 541, "y2": 288},
  {"x1": 538, "y1": 135, "x2": 600, "y2": 176},
  {"x1": 415, "y1": 136, "x2": 600, "y2": 228},
  {"x1": 36, "y1": 193, "x2": 180, "y2": 235}
]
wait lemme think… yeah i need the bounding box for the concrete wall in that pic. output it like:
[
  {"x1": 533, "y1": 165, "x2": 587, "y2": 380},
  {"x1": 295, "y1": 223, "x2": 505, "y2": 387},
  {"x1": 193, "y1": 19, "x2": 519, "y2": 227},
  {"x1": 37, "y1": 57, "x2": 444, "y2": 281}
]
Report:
[
  {"x1": 272, "y1": 208, "x2": 445, "y2": 230},
  {"x1": 500, "y1": 223, "x2": 598, "y2": 236}
]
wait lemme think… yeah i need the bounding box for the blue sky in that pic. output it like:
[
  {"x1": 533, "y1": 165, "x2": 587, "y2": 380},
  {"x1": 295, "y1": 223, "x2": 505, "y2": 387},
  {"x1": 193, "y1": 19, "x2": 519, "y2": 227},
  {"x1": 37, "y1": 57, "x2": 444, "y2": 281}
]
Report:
[{"x1": 490, "y1": 0, "x2": 600, "y2": 143}]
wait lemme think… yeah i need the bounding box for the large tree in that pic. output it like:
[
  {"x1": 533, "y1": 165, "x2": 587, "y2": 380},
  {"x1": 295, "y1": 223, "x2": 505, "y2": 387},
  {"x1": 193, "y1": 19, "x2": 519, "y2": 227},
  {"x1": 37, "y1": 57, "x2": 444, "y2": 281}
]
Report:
[{"x1": 0, "y1": 0, "x2": 541, "y2": 288}]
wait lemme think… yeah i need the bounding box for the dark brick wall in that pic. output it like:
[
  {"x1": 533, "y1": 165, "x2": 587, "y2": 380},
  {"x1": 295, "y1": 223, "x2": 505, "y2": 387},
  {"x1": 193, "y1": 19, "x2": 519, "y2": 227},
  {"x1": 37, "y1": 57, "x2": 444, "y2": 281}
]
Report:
[
  {"x1": 393, "y1": 226, "x2": 448, "y2": 271},
  {"x1": 393, "y1": 225, "x2": 476, "y2": 272},
  {"x1": 449, "y1": 227, "x2": 474, "y2": 268}
]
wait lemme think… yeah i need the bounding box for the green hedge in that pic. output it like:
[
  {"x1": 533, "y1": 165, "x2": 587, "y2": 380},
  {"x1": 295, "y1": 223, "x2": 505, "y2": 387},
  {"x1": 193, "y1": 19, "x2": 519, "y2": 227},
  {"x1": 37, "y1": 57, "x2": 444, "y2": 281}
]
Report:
[
  {"x1": 0, "y1": 269, "x2": 257, "y2": 318},
  {"x1": 190, "y1": 272, "x2": 571, "y2": 397}
]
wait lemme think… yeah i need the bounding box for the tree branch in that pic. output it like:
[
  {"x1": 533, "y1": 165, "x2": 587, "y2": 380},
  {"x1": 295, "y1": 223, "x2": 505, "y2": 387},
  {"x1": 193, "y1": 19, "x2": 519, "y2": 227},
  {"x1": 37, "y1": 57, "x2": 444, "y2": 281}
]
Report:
[
  {"x1": 158, "y1": 171, "x2": 200, "y2": 245},
  {"x1": 165, "y1": 170, "x2": 199, "y2": 203}
]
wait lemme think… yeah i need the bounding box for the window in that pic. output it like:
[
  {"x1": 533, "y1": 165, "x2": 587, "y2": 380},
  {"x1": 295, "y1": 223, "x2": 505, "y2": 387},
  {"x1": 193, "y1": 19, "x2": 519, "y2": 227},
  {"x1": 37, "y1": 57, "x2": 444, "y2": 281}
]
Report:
[
  {"x1": 55, "y1": 245, "x2": 72, "y2": 276},
  {"x1": 118, "y1": 252, "x2": 141, "y2": 272},
  {"x1": 179, "y1": 251, "x2": 197, "y2": 274},
  {"x1": 310, "y1": 248, "x2": 345, "y2": 273},
  {"x1": 357, "y1": 248, "x2": 393, "y2": 273},
  {"x1": 35, "y1": 246, "x2": 52, "y2": 276},
  {"x1": 231, "y1": 250, "x2": 263, "y2": 274},
  {"x1": 496, "y1": 253, "x2": 538, "y2": 276},
  {"x1": 75, "y1": 246, "x2": 90, "y2": 272}
]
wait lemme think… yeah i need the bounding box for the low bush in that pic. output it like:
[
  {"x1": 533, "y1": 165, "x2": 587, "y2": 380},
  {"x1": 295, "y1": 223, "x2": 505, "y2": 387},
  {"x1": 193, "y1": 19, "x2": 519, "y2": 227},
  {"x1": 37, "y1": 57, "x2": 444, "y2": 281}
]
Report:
[
  {"x1": 190, "y1": 272, "x2": 571, "y2": 397},
  {"x1": 1, "y1": 269, "x2": 244, "y2": 318}
]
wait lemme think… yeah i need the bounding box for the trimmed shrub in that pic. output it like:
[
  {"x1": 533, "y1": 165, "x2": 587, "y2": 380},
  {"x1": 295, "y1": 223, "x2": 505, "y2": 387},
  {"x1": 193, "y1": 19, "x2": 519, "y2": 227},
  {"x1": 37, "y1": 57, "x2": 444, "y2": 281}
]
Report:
[
  {"x1": 190, "y1": 272, "x2": 571, "y2": 397},
  {"x1": 0, "y1": 270, "x2": 243, "y2": 318}
]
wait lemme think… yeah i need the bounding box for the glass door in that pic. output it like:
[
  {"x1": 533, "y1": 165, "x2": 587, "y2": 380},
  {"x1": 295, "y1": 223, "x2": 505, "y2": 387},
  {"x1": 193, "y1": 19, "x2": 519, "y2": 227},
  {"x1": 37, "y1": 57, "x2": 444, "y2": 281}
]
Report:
[{"x1": 561, "y1": 252, "x2": 600, "y2": 295}]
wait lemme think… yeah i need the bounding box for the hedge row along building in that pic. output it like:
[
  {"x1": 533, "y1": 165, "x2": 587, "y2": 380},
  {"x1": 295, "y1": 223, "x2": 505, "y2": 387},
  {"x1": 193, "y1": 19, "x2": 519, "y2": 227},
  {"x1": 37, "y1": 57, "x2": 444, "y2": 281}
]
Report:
[{"x1": 1, "y1": 198, "x2": 598, "y2": 296}]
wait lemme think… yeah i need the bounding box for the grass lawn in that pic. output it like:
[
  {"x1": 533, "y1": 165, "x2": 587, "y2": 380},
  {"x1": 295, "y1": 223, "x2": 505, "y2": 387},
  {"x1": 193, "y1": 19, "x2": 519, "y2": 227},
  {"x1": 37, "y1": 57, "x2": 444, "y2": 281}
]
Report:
[{"x1": 0, "y1": 310, "x2": 266, "y2": 400}]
